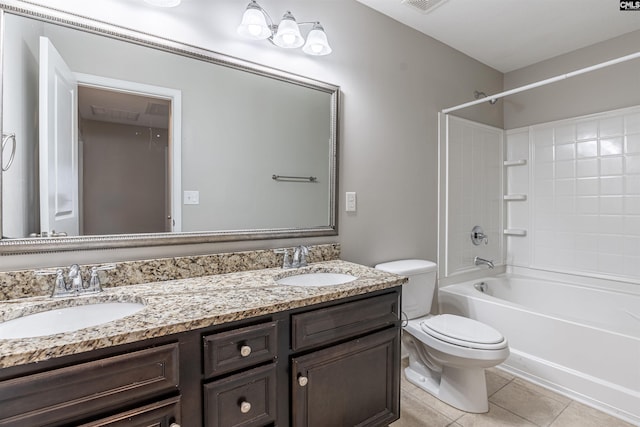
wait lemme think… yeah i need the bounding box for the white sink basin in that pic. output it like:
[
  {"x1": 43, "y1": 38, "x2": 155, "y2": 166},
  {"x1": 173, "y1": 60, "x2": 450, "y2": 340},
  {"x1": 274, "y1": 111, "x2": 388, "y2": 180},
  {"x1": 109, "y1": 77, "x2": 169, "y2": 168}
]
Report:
[
  {"x1": 275, "y1": 272, "x2": 357, "y2": 287},
  {"x1": 0, "y1": 302, "x2": 145, "y2": 339}
]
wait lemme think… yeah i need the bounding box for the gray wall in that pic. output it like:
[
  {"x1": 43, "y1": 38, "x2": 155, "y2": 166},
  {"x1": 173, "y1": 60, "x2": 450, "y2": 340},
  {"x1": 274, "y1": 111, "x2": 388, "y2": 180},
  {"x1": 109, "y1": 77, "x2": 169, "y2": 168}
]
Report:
[
  {"x1": 0, "y1": 0, "x2": 503, "y2": 270},
  {"x1": 504, "y1": 29, "x2": 640, "y2": 130}
]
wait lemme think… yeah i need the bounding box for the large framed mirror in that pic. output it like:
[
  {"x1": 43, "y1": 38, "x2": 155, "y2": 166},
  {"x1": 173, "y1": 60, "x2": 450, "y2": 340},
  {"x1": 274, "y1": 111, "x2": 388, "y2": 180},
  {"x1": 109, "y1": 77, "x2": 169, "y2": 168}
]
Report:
[{"x1": 0, "y1": 1, "x2": 339, "y2": 254}]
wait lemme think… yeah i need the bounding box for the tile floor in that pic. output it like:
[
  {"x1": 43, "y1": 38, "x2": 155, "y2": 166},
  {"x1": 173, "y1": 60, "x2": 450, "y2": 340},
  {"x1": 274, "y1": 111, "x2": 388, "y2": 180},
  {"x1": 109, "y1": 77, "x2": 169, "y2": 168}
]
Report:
[{"x1": 390, "y1": 361, "x2": 635, "y2": 427}]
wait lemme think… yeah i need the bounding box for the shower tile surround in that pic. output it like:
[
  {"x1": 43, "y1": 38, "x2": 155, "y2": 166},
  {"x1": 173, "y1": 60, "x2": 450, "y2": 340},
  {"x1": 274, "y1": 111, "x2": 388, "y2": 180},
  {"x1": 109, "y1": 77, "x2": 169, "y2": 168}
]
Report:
[
  {"x1": 444, "y1": 116, "x2": 504, "y2": 277},
  {"x1": 0, "y1": 243, "x2": 340, "y2": 301},
  {"x1": 506, "y1": 105, "x2": 640, "y2": 281}
]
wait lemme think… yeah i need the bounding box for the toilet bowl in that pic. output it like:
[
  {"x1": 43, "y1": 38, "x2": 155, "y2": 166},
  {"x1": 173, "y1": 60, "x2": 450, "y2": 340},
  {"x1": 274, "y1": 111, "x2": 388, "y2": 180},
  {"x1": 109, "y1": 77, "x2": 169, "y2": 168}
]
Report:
[{"x1": 375, "y1": 259, "x2": 509, "y2": 413}]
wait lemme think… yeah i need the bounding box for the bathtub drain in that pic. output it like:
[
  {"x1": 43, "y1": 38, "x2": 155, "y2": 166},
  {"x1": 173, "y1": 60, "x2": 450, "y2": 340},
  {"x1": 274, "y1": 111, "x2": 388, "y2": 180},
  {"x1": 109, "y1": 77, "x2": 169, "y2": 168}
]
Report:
[{"x1": 474, "y1": 282, "x2": 488, "y2": 293}]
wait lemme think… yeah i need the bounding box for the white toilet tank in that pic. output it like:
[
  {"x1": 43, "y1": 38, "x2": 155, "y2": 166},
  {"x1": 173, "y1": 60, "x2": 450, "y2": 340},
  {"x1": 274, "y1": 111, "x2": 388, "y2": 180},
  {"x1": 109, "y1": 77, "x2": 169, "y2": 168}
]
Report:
[{"x1": 375, "y1": 259, "x2": 438, "y2": 319}]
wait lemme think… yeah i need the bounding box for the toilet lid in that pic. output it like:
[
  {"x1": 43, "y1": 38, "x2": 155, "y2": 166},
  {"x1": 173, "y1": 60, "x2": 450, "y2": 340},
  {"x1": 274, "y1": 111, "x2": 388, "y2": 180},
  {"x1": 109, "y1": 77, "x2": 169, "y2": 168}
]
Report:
[{"x1": 420, "y1": 314, "x2": 505, "y2": 349}]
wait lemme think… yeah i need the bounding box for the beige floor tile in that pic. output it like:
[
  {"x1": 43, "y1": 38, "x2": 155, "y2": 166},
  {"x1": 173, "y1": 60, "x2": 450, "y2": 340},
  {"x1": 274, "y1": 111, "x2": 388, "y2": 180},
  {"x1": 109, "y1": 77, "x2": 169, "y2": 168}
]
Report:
[
  {"x1": 550, "y1": 401, "x2": 636, "y2": 427},
  {"x1": 486, "y1": 369, "x2": 511, "y2": 397},
  {"x1": 392, "y1": 389, "x2": 455, "y2": 427},
  {"x1": 401, "y1": 377, "x2": 466, "y2": 421},
  {"x1": 457, "y1": 403, "x2": 538, "y2": 427},
  {"x1": 490, "y1": 381, "x2": 568, "y2": 426},
  {"x1": 488, "y1": 366, "x2": 515, "y2": 382},
  {"x1": 512, "y1": 378, "x2": 572, "y2": 405}
]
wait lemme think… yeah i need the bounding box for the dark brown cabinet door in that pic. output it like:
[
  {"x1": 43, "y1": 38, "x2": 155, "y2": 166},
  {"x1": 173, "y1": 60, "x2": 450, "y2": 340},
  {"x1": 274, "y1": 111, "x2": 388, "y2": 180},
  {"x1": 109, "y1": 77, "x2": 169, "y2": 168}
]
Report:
[{"x1": 291, "y1": 327, "x2": 400, "y2": 427}]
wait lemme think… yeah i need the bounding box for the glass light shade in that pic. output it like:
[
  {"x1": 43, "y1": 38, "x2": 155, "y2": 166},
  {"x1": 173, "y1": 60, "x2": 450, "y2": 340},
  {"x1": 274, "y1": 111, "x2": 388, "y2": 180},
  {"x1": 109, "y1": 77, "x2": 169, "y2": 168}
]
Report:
[
  {"x1": 302, "y1": 23, "x2": 332, "y2": 56},
  {"x1": 144, "y1": 0, "x2": 181, "y2": 7},
  {"x1": 237, "y1": 2, "x2": 272, "y2": 40},
  {"x1": 273, "y1": 12, "x2": 304, "y2": 48}
]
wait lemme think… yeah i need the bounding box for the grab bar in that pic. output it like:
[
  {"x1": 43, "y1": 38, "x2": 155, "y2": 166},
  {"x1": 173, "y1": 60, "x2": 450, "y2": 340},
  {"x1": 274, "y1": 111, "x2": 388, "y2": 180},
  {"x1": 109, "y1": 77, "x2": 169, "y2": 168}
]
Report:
[
  {"x1": 272, "y1": 174, "x2": 317, "y2": 182},
  {"x1": 2, "y1": 133, "x2": 16, "y2": 172}
]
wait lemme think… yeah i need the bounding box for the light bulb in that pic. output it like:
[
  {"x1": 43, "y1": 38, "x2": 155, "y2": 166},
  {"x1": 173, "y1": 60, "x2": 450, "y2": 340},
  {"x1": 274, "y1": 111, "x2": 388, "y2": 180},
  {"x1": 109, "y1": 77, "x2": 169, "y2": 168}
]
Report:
[
  {"x1": 237, "y1": 1, "x2": 272, "y2": 40},
  {"x1": 302, "y1": 23, "x2": 332, "y2": 56},
  {"x1": 273, "y1": 12, "x2": 304, "y2": 48}
]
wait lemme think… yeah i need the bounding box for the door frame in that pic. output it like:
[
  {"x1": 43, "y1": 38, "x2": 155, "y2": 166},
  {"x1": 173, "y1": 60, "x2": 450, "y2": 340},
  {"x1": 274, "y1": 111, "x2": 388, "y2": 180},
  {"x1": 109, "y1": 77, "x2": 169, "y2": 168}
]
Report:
[{"x1": 74, "y1": 73, "x2": 182, "y2": 232}]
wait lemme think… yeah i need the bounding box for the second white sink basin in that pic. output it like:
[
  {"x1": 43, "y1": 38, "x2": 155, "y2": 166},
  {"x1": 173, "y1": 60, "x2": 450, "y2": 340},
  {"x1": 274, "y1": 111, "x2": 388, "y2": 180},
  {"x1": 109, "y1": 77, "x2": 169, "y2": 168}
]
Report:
[
  {"x1": 275, "y1": 272, "x2": 357, "y2": 287},
  {"x1": 0, "y1": 302, "x2": 145, "y2": 339}
]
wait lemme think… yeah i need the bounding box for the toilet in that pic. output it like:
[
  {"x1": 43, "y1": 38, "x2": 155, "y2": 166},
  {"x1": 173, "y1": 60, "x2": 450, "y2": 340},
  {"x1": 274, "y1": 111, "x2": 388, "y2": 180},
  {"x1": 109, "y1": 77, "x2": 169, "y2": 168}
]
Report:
[{"x1": 375, "y1": 259, "x2": 509, "y2": 413}]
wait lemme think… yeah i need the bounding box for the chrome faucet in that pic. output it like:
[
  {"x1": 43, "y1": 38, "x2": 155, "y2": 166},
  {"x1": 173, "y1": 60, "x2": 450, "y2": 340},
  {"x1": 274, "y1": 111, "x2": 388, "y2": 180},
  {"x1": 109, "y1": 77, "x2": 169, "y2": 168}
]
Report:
[
  {"x1": 35, "y1": 264, "x2": 115, "y2": 297},
  {"x1": 68, "y1": 264, "x2": 84, "y2": 290},
  {"x1": 274, "y1": 248, "x2": 293, "y2": 268},
  {"x1": 474, "y1": 256, "x2": 494, "y2": 269},
  {"x1": 274, "y1": 245, "x2": 309, "y2": 269},
  {"x1": 292, "y1": 245, "x2": 309, "y2": 268}
]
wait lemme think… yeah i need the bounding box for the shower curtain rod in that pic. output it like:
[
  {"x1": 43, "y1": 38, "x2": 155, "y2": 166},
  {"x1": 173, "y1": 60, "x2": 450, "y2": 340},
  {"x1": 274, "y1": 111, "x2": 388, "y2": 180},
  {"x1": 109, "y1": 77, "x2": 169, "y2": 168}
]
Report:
[{"x1": 442, "y1": 50, "x2": 640, "y2": 114}]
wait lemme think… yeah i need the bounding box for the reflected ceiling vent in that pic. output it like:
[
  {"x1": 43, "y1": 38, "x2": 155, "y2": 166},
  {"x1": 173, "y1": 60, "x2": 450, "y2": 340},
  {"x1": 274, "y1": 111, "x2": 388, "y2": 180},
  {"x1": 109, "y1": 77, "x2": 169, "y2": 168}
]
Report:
[
  {"x1": 401, "y1": 0, "x2": 449, "y2": 14},
  {"x1": 90, "y1": 105, "x2": 140, "y2": 121},
  {"x1": 145, "y1": 102, "x2": 170, "y2": 116}
]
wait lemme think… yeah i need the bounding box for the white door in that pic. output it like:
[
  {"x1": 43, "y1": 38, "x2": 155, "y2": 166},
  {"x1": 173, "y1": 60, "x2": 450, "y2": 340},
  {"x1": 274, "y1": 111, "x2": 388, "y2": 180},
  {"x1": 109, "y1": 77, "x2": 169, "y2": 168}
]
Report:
[{"x1": 39, "y1": 36, "x2": 80, "y2": 237}]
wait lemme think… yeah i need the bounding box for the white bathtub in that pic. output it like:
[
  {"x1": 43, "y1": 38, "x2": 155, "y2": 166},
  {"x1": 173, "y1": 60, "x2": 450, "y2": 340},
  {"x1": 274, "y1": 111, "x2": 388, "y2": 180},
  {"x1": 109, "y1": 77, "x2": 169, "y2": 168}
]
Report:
[{"x1": 439, "y1": 274, "x2": 640, "y2": 425}]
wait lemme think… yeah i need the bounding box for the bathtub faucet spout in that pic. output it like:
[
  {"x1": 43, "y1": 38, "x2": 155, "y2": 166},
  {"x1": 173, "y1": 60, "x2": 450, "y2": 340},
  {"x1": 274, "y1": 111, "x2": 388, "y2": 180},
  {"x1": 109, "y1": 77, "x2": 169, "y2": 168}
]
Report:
[{"x1": 474, "y1": 256, "x2": 494, "y2": 269}]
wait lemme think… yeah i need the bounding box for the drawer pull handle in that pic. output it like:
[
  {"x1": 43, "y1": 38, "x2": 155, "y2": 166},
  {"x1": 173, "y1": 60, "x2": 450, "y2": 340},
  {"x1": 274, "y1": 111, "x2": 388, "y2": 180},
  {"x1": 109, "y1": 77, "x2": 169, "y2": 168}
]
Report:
[
  {"x1": 240, "y1": 345, "x2": 252, "y2": 357},
  {"x1": 240, "y1": 401, "x2": 252, "y2": 413},
  {"x1": 298, "y1": 375, "x2": 309, "y2": 387}
]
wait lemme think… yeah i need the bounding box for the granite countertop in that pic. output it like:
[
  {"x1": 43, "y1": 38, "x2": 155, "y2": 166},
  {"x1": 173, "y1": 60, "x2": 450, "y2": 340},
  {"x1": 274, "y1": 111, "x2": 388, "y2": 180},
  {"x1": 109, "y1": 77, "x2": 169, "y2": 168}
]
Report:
[{"x1": 0, "y1": 260, "x2": 406, "y2": 369}]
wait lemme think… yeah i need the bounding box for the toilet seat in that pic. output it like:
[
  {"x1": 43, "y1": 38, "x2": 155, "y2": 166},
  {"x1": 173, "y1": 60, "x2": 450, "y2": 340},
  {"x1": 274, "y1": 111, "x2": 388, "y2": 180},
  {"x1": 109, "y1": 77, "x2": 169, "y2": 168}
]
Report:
[{"x1": 420, "y1": 314, "x2": 507, "y2": 350}]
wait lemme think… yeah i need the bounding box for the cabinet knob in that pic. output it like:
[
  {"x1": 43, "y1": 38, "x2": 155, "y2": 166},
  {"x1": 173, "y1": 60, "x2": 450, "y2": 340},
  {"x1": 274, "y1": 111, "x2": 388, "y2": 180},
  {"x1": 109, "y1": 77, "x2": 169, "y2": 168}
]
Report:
[
  {"x1": 298, "y1": 375, "x2": 309, "y2": 387},
  {"x1": 240, "y1": 345, "x2": 252, "y2": 357},
  {"x1": 240, "y1": 401, "x2": 252, "y2": 413}
]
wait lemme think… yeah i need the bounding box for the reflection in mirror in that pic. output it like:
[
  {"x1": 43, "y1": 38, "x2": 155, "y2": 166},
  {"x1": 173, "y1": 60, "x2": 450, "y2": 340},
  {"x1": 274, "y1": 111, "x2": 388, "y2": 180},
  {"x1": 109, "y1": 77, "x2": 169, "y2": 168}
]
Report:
[{"x1": 0, "y1": 4, "x2": 339, "y2": 253}]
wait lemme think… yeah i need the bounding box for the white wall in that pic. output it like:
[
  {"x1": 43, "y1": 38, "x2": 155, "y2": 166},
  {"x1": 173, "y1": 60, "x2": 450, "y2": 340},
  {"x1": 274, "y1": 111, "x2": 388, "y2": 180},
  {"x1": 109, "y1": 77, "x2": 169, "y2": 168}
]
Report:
[
  {"x1": 1, "y1": 14, "x2": 41, "y2": 238},
  {"x1": 0, "y1": 0, "x2": 503, "y2": 270}
]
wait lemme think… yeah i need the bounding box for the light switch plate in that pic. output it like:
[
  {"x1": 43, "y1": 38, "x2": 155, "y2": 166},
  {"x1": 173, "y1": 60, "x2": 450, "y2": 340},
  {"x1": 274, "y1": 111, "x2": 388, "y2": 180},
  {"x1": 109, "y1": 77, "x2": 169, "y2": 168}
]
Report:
[
  {"x1": 346, "y1": 192, "x2": 357, "y2": 212},
  {"x1": 184, "y1": 190, "x2": 199, "y2": 205}
]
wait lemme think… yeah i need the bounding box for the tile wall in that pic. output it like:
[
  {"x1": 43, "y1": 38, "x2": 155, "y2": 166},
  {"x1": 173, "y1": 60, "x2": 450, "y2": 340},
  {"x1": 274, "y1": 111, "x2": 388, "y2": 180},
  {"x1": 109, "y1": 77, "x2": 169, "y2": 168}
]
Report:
[
  {"x1": 445, "y1": 115, "x2": 503, "y2": 277},
  {"x1": 506, "y1": 106, "x2": 640, "y2": 282}
]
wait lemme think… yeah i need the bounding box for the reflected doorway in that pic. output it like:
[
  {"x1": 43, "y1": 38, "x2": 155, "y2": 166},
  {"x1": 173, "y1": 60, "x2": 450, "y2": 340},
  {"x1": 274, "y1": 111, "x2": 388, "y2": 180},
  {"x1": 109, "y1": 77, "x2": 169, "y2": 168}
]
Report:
[{"x1": 78, "y1": 86, "x2": 171, "y2": 235}]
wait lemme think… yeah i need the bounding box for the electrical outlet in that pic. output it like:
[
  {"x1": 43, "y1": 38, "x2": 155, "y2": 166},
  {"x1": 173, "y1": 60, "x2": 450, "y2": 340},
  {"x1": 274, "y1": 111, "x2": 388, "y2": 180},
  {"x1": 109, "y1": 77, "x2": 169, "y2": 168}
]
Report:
[
  {"x1": 346, "y1": 192, "x2": 357, "y2": 212},
  {"x1": 184, "y1": 190, "x2": 199, "y2": 205}
]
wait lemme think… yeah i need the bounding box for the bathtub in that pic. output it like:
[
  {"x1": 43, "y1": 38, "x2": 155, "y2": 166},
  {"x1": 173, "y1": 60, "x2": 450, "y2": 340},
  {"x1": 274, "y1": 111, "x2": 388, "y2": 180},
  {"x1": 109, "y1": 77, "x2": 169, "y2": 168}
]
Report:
[{"x1": 439, "y1": 274, "x2": 640, "y2": 425}]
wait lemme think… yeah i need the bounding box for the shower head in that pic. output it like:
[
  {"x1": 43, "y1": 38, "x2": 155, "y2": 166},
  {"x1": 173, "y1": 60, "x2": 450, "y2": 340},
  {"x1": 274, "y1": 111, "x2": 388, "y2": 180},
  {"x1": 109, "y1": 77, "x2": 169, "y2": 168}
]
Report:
[{"x1": 474, "y1": 90, "x2": 498, "y2": 105}]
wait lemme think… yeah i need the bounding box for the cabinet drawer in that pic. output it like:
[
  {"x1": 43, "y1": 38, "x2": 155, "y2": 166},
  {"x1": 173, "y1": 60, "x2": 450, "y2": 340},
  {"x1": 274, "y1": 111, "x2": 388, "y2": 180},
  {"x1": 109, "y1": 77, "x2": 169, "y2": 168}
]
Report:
[
  {"x1": 0, "y1": 343, "x2": 179, "y2": 427},
  {"x1": 203, "y1": 363, "x2": 277, "y2": 427},
  {"x1": 203, "y1": 321, "x2": 277, "y2": 378},
  {"x1": 79, "y1": 396, "x2": 181, "y2": 426},
  {"x1": 291, "y1": 292, "x2": 399, "y2": 351}
]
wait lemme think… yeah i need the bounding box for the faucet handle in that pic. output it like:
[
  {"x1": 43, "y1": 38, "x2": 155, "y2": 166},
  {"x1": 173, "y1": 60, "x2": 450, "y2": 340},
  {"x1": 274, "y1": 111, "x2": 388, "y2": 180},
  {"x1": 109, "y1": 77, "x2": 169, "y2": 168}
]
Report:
[
  {"x1": 87, "y1": 264, "x2": 116, "y2": 293},
  {"x1": 36, "y1": 268, "x2": 73, "y2": 297},
  {"x1": 297, "y1": 245, "x2": 309, "y2": 267},
  {"x1": 274, "y1": 249, "x2": 292, "y2": 269}
]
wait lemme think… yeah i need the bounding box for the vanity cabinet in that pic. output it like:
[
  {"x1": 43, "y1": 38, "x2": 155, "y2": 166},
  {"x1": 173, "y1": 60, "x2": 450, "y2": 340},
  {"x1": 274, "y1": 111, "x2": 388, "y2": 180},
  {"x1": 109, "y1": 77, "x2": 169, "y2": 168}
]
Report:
[
  {"x1": 0, "y1": 343, "x2": 180, "y2": 427},
  {"x1": 0, "y1": 287, "x2": 401, "y2": 427},
  {"x1": 289, "y1": 291, "x2": 401, "y2": 427}
]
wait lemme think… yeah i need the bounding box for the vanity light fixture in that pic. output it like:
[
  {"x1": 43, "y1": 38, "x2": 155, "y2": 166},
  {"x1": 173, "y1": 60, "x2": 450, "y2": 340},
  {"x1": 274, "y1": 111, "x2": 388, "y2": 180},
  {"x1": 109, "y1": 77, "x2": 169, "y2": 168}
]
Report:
[
  {"x1": 237, "y1": 1, "x2": 332, "y2": 56},
  {"x1": 144, "y1": 0, "x2": 181, "y2": 7}
]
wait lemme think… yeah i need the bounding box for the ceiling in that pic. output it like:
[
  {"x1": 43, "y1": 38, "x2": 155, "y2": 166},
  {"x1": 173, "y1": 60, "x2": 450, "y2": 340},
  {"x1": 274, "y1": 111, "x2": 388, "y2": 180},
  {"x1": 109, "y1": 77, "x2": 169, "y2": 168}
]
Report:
[
  {"x1": 79, "y1": 86, "x2": 170, "y2": 129},
  {"x1": 355, "y1": 0, "x2": 640, "y2": 73}
]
